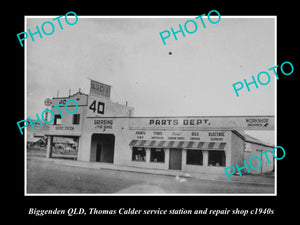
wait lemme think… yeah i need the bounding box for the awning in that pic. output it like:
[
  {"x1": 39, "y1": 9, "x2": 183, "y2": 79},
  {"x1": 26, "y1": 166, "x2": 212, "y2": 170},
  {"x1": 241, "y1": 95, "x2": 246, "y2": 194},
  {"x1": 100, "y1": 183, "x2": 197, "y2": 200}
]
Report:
[{"x1": 129, "y1": 140, "x2": 226, "y2": 150}]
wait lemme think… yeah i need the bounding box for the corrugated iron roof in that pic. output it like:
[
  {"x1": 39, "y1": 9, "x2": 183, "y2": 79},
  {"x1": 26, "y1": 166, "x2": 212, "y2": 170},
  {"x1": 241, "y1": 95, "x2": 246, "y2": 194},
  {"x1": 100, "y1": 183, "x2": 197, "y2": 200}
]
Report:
[{"x1": 233, "y1": 130, "x2": 274, "y2": 148}]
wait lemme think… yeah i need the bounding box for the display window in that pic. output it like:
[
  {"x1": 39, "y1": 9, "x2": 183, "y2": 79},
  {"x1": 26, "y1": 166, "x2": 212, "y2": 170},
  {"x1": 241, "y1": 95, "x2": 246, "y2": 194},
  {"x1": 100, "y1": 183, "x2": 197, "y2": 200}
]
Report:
[
  {"x1": 208, "y1": 150, "x2": 226, "y2": 166},
  {"x1": 186, "y1": 150, "x2": 203, "y2": 166},
  {"x1": 150, "y1": 148, "x2": 165, "y2": 163},
  {"x1": 132, "y1": 147, "x2": 146, "y2": 162}
]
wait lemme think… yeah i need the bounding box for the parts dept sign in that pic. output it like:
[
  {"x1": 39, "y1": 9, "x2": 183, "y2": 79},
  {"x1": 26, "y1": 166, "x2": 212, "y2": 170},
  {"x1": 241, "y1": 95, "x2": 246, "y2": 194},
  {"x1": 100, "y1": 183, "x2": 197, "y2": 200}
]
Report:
[{"x1": 129, "y1": 116, "x2": 274, "y2": 130}]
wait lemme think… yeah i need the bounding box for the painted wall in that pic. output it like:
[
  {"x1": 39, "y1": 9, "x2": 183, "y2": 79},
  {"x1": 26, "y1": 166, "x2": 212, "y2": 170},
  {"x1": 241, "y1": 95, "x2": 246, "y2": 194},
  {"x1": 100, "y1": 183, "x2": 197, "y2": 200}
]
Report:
[
  {"x1": 230, "y1": 131, "x2": 245, "y2": 171},
  {"x1": 244, "y1": 142, "x2": 274, "y2": 174},
  {"x1": 46, "y1": 92, "x2": 87, "y2": 136},
  {"x1": 78, "y1": 118, "x2": 233, "y2": 175},
  {"x1": 48, "y1": 92, "x2": 274, "y2": 176},
  {"x1": 86, "y1": 96, "x2": 134, "y2": 118},
  {"x1": 78, "y1": 117, "x2": 132, "y2": 164}
]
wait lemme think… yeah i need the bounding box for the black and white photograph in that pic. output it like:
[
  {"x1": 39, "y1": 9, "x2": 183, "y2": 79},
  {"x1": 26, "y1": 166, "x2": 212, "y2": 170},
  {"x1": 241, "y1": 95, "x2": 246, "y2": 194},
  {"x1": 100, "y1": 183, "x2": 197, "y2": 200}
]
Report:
[
  {"x1": 14, "y1": 5, "x2": 298, "y2": 221},
  {"x1": 24, "y1": 15, "x2": 276, "y2": 195}
]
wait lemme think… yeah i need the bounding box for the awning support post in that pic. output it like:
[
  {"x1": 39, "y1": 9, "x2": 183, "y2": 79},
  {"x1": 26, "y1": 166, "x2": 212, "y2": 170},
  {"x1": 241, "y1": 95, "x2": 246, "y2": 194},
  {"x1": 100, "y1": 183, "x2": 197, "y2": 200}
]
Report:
[{"x1": 46, "y1": 136, "x2": 53, "y2": 158}]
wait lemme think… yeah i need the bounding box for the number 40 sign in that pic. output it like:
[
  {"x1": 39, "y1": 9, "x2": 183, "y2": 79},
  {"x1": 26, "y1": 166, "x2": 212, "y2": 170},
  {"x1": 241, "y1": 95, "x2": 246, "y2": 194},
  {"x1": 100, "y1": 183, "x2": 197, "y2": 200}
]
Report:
[{"x1": 88, "y1": 97, "x2": 105, "y2": 116}]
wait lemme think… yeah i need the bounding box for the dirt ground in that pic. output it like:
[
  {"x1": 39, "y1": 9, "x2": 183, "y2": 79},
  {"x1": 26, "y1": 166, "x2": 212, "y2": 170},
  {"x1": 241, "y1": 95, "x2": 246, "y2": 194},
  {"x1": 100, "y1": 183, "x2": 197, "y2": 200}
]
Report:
[{"x1": 26, "y1": 157, "x2": 275, "y2": 194}]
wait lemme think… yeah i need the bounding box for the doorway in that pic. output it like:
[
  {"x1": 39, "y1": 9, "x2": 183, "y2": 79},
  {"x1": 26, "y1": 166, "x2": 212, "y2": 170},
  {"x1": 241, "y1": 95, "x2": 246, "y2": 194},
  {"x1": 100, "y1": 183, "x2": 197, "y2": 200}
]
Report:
[
  {"x1": 169, "y1": 149, "x2": 182, "y2": 170},
  {"x1": 96, "y1": 144, "x2": 101, "y2": 162},
  {"x1": 91, "y1": 134, "x2": 115, "y2": 163}
]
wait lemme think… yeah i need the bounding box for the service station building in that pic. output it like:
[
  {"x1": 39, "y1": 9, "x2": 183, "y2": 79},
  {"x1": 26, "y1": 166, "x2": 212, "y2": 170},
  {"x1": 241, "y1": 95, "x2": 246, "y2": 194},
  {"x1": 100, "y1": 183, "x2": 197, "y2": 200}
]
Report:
[{"x1": 43, "y1": 80, "x2": 274, "y2": 176}]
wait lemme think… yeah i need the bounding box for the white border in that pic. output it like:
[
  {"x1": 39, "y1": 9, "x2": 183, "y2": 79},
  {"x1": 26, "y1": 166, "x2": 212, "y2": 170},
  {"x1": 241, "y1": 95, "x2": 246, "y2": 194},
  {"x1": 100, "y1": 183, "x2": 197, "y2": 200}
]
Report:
[
  {"x1": 24, "y1": 15, "x2": 277, "y2": 196},
  {"x1": 24, "y1": 16, "x2": 28, "y2": 195}
]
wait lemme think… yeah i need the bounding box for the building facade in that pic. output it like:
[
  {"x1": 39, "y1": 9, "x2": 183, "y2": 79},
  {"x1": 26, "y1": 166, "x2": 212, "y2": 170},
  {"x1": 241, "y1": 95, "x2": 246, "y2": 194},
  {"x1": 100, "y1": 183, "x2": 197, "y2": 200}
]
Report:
[{"x1": 43, "y1": 84, "x2": 274, "y2": 176}]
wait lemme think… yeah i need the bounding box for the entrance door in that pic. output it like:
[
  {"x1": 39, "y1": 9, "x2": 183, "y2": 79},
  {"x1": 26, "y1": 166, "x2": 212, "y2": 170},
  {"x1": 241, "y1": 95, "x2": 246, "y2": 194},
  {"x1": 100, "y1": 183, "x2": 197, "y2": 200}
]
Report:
[
  {"x1": 169, "y1": 149, "x2": 182, "y2": 170},
  {"x1": 96, "y1": 144, "x2": 101, "y2": 162},
  {"x1": 91, "y1": 134, "x2": 115, "y2": 163}
]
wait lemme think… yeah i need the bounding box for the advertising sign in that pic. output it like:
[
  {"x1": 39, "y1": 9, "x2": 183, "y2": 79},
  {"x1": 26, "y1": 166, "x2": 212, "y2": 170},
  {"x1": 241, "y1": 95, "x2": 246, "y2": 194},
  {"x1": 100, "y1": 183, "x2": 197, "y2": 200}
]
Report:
[
  {"x1": 133, "y1": 130, "x2": 229, "y2": 142},
  {"x1": 129, "y1": 116, "x2": 274, "y2": 131},
  {"x1": 89, "y1": 79, "x2": 111, "y2": 99},
  {"x1": 87, "y1": 96, "x2": 106, "y2": 117}
]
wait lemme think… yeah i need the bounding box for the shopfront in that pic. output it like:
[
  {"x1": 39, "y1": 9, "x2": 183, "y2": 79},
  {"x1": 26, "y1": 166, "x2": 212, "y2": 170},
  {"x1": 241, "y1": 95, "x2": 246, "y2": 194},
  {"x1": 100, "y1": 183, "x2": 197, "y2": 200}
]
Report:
[
  {"x1": 41, "y1": 80, "x2": 274, "y2": 176},
  {"x1": 127, "y1": 129, "x2": 231, "y2": 173},
  {"x1": 76, "y1": 112, "x2": 274, "y2": 175}
]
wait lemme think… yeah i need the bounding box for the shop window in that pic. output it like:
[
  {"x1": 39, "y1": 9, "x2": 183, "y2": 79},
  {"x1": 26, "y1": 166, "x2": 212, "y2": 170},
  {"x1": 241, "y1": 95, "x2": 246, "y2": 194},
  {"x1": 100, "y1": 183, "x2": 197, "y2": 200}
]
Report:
[
  {"x1": 186, "y1": 150, "x2": 203, "y2": 165},
  {"x1": 132, "y1": 147, "x2": 146, "y2": 162},
  {"x1": 208, "y1": 151, "x2": 226, "y2": 167},
  {"x1": 150, "y1": 148, "x2": 165, "y2": 163},
  {"x1": 72, "y1": 114, "x2": 80, "y2": 124},
  {"x1": 54, "y1": 115, "x2": 61, "y2": 125}
]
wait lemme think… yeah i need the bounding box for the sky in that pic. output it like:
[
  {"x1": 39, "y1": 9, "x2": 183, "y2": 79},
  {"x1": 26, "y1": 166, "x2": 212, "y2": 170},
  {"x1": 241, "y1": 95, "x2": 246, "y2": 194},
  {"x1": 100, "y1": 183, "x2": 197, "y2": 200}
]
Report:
[{"x1": 26, "y1": 16, "x2": 276, "y2": 145}]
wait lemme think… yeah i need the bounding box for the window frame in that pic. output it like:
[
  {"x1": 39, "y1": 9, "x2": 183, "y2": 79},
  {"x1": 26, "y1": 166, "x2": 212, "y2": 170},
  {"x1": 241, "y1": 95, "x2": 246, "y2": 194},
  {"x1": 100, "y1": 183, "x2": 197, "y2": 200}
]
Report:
[
  {"x1": 72, "y1": 114, "x2": 80, "y2": 125},
  {"x1": 208, "y1": 150, "x2": 226, "y2": 167},
  {"x1": 150, "y1": 148, "x2": 165, "y2": 163},
  {"x1": 53, "y1": 114, "x2": 62, "y2": 125},
  {"x1": 132, "y1": 147, "x2": 146, "y2": 162},
  {"x1": 186, "y1": 150, "x2": 203, "y2": 166}
]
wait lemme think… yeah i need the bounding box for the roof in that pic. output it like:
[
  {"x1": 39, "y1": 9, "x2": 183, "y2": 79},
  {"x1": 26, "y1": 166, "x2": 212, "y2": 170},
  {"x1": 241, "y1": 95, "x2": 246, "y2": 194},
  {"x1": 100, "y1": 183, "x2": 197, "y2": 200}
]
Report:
[
  {"x1": 232, "y1": 130, "x2": 274, "y2": 148},
  {"x1": 27, "y1": 137, "x2": 45, "y2": 143},
  {"x1": 52, "y1": 91, "x2": 88, "y2": 99},
  {"x1": 53, "y1": 137, "x2": 76, "y2": 144}
]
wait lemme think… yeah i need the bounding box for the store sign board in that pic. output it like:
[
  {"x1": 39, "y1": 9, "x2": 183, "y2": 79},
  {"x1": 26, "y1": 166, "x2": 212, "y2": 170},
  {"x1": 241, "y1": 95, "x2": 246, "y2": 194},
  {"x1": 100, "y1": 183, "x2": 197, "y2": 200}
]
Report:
[
  {"x1": 89, "y1": 80, "x2": 111, "y2": 99},
  {"x1": 93, "y1": 119, "x2": 113, "y2": 130},
  {"x1": 46, "y1": 125, "x2": 81, "y2": 136},
  {"x1": 129, "y1": 116, "x2": 274, "y2": 130},
  {"x1": 87, "y1": 96, "x2": 106, "y2": 117},
  {"x1": 133, "y1": 130, "x2": 229, "y2": 142}
]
